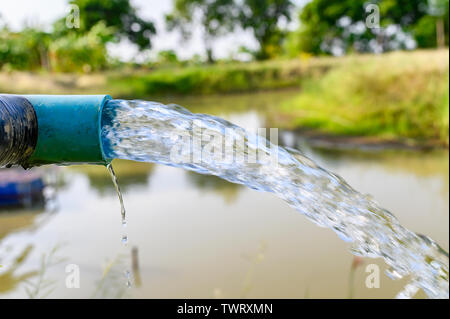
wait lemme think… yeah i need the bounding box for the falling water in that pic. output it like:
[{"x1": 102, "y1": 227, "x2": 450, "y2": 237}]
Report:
[
  {"x1": 101, "y1": 99, "x2": 449, "y2": 299},
  {"x1": 106, "y1": 163, "x2": 132, "y2": 288},
  {"x1": 106, "y1": 164, "x2": 127, "y2": 228}
]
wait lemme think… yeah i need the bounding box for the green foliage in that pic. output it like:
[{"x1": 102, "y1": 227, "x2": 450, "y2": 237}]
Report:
[
  {"x1": 166, "y1": 0, "x2": 236, "y2": 63},
  {"x1": 277, "y1": 50, "x2": 449, "y2": 145},
  {"x1": 156, "y1": 50, "x2": 180, "y2": 66},
  {"x1": 1, "y1": 0, "x2": 449, "y2": 73},
  {"x1": 106, "y1": 60, "x2": 313, "y2": 97},
  {"x1": 66, "y1": 0, "x2": 156, "y2": 49},
  {"x1": 0, "y1": 22, "x2": 114, "y2": 73},
  {"x1": 296, "y1": 0, "x2": 367, "y2": 55},
  {"x1": 1, "y1": 0, "x2": 154, "y2": 72},
  {"x1": 414, "y1": 0, "x2": 449, "y2": 48},
  {"x1": 238, "y1": 0, "x2": 294, "y2": 60},
  {"x1": 24, "y1": 244, "x2": 67, "y2": 299},
  {"x1": 295, "y1": 0, "x2": 449, "y2": 55},
  {"x1": 49, "y1": 22, "x2": 115, "y2": 72},
  {"x1": 0, "y1": 27, "x2": 50, "y2": 71}
]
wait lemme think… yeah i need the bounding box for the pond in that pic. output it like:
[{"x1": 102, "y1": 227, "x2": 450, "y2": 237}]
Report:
[{"x1": 0, "y1": 90, "x2": 448, "y2": 298}]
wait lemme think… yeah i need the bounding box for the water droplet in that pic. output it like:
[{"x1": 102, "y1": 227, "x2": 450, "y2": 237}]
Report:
[{"x1": 124, "y1": 270, "x2": 132, "y2": 288}]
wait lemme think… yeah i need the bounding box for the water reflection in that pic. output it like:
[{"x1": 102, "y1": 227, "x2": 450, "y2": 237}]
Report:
[
  {"x1": 156, "y1": 89, "x2": 299, "y2": 115},
  {"x1": 91, "y1": 253, "x2": 130, "y2": 299},
  {"x1": 282, "y1": 130, "x2": 447, "y2": 169},
  {"x1": 69, "y1": 160, "x2": 154, "y2": 194},
  {"x1": 313, "y1": 148, "x2": 450, "y2": 200},
  {"x1": 186, "y1": 172, "x2": 242, "y2": 204},
  {"x1": 0, "y1": 167, "x2": 65, "y2": 296},
  {"x1": 0, "y1": 209, "x2": 44, "y2": 295},
  {"x1": 0, "y1": 245, "x2": 36, "y2": 294},
  {"x1": 23, "y1": 244, "x2": 67, "y2": 299}
]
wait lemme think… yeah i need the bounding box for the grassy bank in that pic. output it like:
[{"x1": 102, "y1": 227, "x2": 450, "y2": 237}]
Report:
[
  {"x1": 106, "y1": 58, "x2": 335, "y2": 97},
  {"x1": 271, "y1": 49, "x2": 449, "y2": 147},
  {"x1": 0, "y1": 56, "x2": 335, "y2": 97}
]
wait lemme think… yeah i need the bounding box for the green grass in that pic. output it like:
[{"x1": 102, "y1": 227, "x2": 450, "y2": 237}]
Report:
[
  {"x1": 0, "y1": 56, "x2": 334, "y2": 97},
  {"x1": 105, "y1": 58, "x2": 333, "y2": 98},
  {"x1": 272, "y1": 50, "x2": 449, "y2": 146}
]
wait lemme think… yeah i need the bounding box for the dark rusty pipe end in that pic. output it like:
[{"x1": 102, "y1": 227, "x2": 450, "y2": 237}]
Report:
[{"x1": 0, "y1": 95, "x2": 38, "y2": 168}]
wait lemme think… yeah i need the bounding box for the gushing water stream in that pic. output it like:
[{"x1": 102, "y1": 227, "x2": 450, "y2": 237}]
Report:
[{"x1": 101, "y1": 99, "x2": 449, "y2": 299}]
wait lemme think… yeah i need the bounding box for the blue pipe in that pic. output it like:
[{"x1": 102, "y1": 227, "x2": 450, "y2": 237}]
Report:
[{"x1": 0, "y1": 94, "x2": 112, "y2": 168}]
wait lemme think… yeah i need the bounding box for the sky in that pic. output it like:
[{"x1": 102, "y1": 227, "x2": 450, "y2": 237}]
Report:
[{"x1": 0, "y1": 0, "x2": 305, "y2": 61}]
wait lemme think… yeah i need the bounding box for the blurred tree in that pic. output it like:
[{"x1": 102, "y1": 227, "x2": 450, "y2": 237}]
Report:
[
  {"x1": 413, "y1": 1, "x2": 449, "y2": 48},
  {"x1": 377, "y1": 0, "x2": 449, "y2": 48},
  {"x1": 156, "y1": 50, "x2": 180, "y2": 66},
  {"x1": 296, "y1": 0, "x2": 368, "y2": 55},
  {"x1": 166, "y1": 0, "x2": 236, "y2": 63},
  {"x1": 0, "y1": 27, "x2": 51, "y2": 71},
  {"x1": 422, "y1": 0, "x2": 449, "y2": 47},
  {"x1": 56, "y1": 0, "x2": 156, "y2": 50},
  {"x1": 296, "y1": 0, "x2": 449, "y2": 55},
  {"x1": 238, "y1": 0, "x2": 294, "y2": 60},
  {"x1": 49, "y1": 22, "x2": 115, "y2": 72}
]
